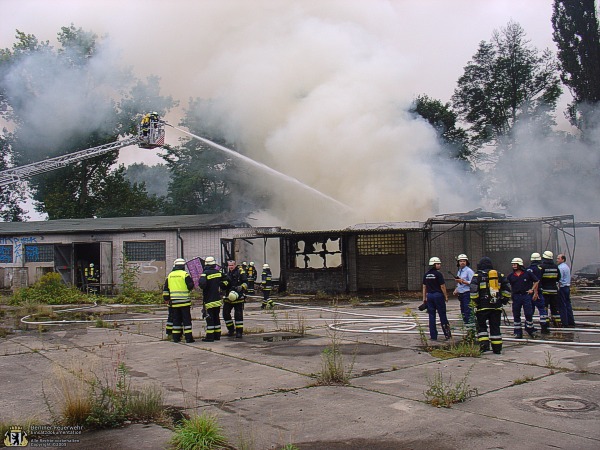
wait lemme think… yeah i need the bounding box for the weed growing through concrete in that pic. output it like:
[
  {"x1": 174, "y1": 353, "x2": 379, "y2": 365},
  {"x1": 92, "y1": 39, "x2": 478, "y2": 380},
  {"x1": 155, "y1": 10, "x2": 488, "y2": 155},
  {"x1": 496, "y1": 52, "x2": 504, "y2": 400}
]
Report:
[
  {"x1": 408, "y1": 309, "x2": 430, "y2": 350},
  {"x1": 316, "y1": 313, "x2": 355, "y2": 385},
  {"x1": 512, "y1": 375, "x2": 535, "y2": 385},
  {"x1": 280, "y1": 444, "x2": 300, "y2": 450},
  {"x1": 430, "y1": 339, "x2": 481, "y2": 359},
  {"x1": 424, "y1": 365, "x2": 478, "y2": 408},
  {"x1": 544, "y1": 350, "x2": 557, "y2": 374},
  {"x1": 46, "y1": 349, "x2": 166, "y2": 429},
  {"x1": 169, "y1": 412, "x2": 229, "y2": 450}
]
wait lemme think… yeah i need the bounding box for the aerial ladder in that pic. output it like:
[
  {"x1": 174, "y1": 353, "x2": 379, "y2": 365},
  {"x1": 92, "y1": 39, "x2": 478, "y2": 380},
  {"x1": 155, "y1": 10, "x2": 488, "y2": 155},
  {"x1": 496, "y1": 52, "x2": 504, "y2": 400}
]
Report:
[{"x1": 0, "y1": 113, "x2": 166, "y2": 188}]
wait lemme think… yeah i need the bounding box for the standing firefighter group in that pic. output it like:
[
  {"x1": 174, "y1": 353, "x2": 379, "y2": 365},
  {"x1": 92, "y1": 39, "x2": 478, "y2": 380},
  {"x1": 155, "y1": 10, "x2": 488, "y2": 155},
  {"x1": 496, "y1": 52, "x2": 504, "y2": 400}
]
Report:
[
  {"x1": 422, "y1": 251, "x2": 574, "y2": 354},
  {"x1": 162, "y1": 258, "x2": 274, "y2": 343}
]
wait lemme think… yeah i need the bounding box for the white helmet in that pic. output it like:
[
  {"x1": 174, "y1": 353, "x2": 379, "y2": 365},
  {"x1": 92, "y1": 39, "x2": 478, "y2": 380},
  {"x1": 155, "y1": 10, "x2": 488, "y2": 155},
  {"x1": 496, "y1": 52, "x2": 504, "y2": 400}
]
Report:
[
  {"x1": 228, "y1": 290, "x2": 239, "y2": 302},
  {"x1": 249, "y1": 261, "x2": 255, "y2": 266},
  {"x1": 242, "y1": 261, "x2": 247, "y2": 265},
  {"x1": 457, "y1": 254, "x2": 468, "y2": 261},
  {"x1": 428, "y1": 257, "x2": 441, "y2": 265},
  {"x1": 530, "y1": 252, "x2": 541, "y2": 261},
  {"x1": 263, "y1": 263, "x2": 270, "y2": 269},
  {"x1": 204, "y1": 256, "x2": 216, "y2": 265},
  {"x1": 511, "y1": 257, "x2": 524, "y2": 266},
  {"x1": 173, "y1": 258, "x2": 186, "y2": 266},
  {"x1": 542, "y1": 250, "x2": 554, "y2": 260}
]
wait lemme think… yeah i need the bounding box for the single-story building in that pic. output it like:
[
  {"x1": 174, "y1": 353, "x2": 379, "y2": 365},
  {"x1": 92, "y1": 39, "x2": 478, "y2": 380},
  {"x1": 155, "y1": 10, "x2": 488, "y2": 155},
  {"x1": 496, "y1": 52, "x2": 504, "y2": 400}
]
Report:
[
  {"x1": 0, "y1": 214, "x2": 280, "y2": 292},
  {"x1": 0, "y1": 210, "x2": 581, "y2": 295}
]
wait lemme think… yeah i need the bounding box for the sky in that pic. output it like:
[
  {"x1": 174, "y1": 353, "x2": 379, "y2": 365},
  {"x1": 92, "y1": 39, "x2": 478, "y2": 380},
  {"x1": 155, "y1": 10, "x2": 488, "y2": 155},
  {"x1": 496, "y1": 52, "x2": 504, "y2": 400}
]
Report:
[{"x1": 1, "y1": 1, "x2": 593, "y2": 231}]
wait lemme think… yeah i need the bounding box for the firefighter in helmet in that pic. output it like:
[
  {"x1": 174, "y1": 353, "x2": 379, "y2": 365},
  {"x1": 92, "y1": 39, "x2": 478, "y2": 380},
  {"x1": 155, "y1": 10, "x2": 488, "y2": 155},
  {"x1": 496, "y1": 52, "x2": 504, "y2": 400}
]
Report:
[
  {"x1": 507, "y1": 257, "x2": 539, "y2": 339},
  {"x1": 198, "y1": 256, "x2": 230, "y2": 342},
  {"x1": 540, "y1": 250, "x2": 561, "y2": 328},
  {"x1": 246, "y1": 261, "x2": 257, "y2": 294},
  {"x1": 470, "y1": 257, "x2": 511, "y2": 354},
  {"x1": 453, "y1": 254, "x2": 475, "y2": 331},
  {"x1": 84, "y1": 262, "x2": 99, "y2": 294},
  {"x1": 528, "y1": 253, "x2": 550, "y2": 334},
  {"x1": 162, "y1": 258, "x2": 195, "y2": 343},
  {"x1": 223, "y1": 260, "x2": 248, "y2": 338},
  {"x1": 422, "y1": 257, "x2": 451, "y2": 340},
  {"x1": 261, "y1": 263, "x2": 273, "y2": 309}
]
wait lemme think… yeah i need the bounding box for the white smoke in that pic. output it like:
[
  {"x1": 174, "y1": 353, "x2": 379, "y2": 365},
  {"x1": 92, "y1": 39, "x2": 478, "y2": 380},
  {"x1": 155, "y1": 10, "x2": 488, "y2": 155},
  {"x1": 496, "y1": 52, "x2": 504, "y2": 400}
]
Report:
[{"x1": 1, "y1": 0, "x2": 564, "y2": 229}]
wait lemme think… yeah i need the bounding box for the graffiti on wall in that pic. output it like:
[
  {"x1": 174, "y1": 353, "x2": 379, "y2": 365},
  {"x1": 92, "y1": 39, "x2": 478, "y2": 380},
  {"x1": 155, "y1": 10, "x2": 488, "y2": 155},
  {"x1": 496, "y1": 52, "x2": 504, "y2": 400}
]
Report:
[{"x1": 0, "y1": 236, "x2": 39, "y2": 263}]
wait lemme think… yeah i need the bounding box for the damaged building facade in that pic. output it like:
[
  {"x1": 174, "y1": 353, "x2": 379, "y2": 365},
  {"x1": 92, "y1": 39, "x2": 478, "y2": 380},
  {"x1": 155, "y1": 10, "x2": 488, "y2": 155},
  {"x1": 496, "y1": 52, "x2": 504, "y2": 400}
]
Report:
[
  {"x1": 0, "y1": 211, "x2": 580, "y2": 295},
  {"x1": 239, "y1": 212, "x2": 577, "y2": 294}
]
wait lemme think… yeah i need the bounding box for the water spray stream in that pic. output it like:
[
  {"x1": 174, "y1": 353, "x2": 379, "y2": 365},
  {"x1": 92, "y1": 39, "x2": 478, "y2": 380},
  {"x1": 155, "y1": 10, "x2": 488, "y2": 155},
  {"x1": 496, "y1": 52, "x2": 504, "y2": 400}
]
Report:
[{"x1": 165, "y1": 122, "x2": 352, "y2": 212}]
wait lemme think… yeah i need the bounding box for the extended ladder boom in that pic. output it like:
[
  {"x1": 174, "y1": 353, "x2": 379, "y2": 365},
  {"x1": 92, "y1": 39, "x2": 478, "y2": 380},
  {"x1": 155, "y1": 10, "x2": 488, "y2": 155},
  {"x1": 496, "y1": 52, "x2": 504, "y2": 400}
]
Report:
[{"x1": 0, "y1": 136, "x2": 139, "y2": 188}]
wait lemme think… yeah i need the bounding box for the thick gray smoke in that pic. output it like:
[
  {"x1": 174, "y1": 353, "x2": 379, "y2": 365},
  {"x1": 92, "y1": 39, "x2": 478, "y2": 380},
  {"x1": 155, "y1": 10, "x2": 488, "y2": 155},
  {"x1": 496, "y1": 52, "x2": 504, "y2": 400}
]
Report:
[{"x1": 3, "y1": 0, "x2": 583, "y2": 234}]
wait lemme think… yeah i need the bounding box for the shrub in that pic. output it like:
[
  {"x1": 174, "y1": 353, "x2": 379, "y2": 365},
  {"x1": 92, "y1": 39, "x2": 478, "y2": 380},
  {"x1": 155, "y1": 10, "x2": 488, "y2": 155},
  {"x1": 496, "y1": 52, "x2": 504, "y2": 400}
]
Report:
[
  {"x1": 10, "y1": 272, "x2": 88, "y2": 305},
  {"x1": 170, "y1": 412, "x2": 228, "y2": 450}
]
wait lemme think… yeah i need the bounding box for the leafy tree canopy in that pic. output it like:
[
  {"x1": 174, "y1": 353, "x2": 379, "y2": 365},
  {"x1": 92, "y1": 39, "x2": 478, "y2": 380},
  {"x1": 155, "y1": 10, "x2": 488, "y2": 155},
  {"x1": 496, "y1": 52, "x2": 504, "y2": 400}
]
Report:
[
  {"x1": 452, "y1": 21, "x2": 562, "y2": 155},
  {"x1": 0, "y1": 25, "x2": 176, "y2": 220},
  {"x1": 552, "y1": 0, "x2": 600, "y2": 132}
]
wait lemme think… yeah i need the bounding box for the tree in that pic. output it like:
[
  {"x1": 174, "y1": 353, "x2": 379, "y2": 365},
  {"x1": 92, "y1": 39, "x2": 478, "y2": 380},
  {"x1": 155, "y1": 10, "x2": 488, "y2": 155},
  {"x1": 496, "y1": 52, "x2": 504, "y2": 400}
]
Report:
[
  {"x1": 552, "y1": 0, "x2": 600, "y2": 133},
  {"x1": 161, "y1": 102, "x2": 234, "y2": 215},
  {"x1": 160, "y1": 98, "x2": 271, "y2": 217},
  {"x1": 410, "y1": 94, "x2": 472, "y2": 163},
  {"x1": 0, "y1": 131, "x2": 25, "y2": 221},
  {"x1": 452, "y1": 21, "x2": 562, "y2": 158},
  {"x1": 0, "y1": 25, "x2": 175, "y2": 220}
]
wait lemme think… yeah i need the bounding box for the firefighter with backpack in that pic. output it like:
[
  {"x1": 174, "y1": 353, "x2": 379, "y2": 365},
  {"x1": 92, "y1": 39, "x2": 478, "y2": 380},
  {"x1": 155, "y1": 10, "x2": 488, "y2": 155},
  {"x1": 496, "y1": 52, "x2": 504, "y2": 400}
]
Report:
[{"x1": 470, "y1": 257, "x2": 511, "y2": 354}]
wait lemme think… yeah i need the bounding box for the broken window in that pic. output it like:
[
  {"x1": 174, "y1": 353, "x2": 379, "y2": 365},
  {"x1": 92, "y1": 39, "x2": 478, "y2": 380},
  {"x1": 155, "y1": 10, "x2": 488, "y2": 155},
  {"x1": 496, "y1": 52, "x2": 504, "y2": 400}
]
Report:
[{"x1": 293, "y1": 236, "x2": 341, "y2": 269}]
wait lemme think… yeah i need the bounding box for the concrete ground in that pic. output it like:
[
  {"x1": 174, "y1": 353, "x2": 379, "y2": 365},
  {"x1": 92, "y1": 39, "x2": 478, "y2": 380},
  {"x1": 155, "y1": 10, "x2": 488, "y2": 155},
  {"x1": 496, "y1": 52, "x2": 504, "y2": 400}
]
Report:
[{"x1": 1, "y1": 293, "x2": 599, "y2": 449}]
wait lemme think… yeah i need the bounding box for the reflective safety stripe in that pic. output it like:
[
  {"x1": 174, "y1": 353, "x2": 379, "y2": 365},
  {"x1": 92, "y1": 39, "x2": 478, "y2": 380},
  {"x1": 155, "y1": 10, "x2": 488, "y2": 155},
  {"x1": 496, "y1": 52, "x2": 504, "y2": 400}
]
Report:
[
  {"x1": 207, "y1": 273, "x2": 222, "y2": 280},
  {"x1": 205, "y1": 299, "x2": 222, "y2": 309}
]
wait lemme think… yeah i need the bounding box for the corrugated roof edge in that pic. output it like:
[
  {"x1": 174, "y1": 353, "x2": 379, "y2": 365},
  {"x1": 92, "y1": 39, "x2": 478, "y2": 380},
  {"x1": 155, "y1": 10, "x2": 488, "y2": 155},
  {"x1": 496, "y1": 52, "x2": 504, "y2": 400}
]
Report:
[{"x1": 0, "y1": 214, "x2": 251, "y2": 235}]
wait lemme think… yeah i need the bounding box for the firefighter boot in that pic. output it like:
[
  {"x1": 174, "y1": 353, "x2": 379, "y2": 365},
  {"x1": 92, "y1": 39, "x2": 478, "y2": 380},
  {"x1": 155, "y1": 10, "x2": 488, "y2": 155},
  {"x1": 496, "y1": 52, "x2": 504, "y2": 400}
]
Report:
[
  {"x1": 480, "y1": 341, "x2": 490, "y2": 353},
  {"x1": 235, "y1": 328, "x2": 243, "y2": 339},
  {"x1": 541, "y1": 322, "x2": 550, "y2": 334},
  {"x1": 492, "y1": 343, "x2": 502, "y2": 354},
  {"x1": 226, "y1": 324, "x2": 235, "y2": 337},
  {"x1": 201, "y1": 334, "x2": 214, "y2": 342},
  {"x1": 442, "y1": 324, "x2": 452, "y2": 340},
  {"x1": 185, "y1": 336, "x2": 195, "y2": 344},
  {"x1": 214, "y1": 331, "x2": 221, "y2": 341}
]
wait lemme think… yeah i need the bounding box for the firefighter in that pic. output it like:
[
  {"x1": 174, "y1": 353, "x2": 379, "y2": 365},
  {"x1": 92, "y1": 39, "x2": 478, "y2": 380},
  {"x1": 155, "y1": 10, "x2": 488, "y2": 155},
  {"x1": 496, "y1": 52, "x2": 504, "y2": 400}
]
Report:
[
  {"x1": 470, "y1": 257, "x2": 511, "y2": 354},
  {"x1": 452, "y1": 254, "x2": 475, "y2": 331},
  {"x1": 246, "y1": 261, "x2": 257, "y2": 294},
  {"x1": 528, "y1": 252, "x2": 550, "y2": 333},
  {"x1": 198, "y1": 256, "x2": 230, "y2": 342},
  {"x1": 507, "y1": 257, "x2": 539, "y2": 338},
  {"x1": 422, "y1": 257, "x2": 451, "y2": 340},
  {"x1": 162, "y1": 258, "x2": 195, "y2": 343},
  {"x1": 140, "y1": 113, "x2": 151, "y2": 136},
  {"x1": 540, "y1": 250, "x2": 561, "y2": 328},
  {"x1": 84, "y1": 262, "x2": 99, "y2": 294},
  {"x1": 223, "y1": 260, "x2": 248, "y2": 338},
  {"x1": 261, "y1": 263, "x2": 274, "y2": 309}
]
